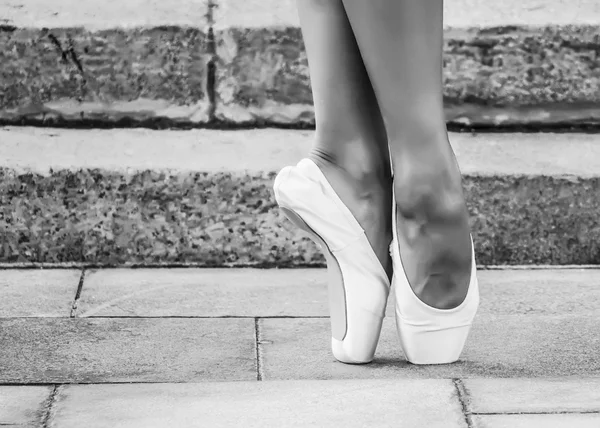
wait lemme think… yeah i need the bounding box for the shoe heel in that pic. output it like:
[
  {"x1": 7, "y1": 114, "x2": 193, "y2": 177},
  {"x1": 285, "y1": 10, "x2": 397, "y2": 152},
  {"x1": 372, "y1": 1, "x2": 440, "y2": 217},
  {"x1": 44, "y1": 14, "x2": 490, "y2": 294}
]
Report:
[{"x1": 396, "y1": 321, "x2": 473, "y2": 365}]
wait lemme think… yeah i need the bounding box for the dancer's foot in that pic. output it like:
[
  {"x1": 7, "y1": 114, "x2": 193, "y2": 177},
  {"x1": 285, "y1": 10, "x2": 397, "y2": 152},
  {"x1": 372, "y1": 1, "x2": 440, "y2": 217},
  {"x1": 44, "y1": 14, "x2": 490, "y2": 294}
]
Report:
[
  {"x1": 273, "y1": 156, "x2": 391, "y2": 364},
  {"x1": 393, "y1": 154, "x2": 472, "y2": 310},
  {"x1": 390, "y1": 152, "x2": 479, "y2": 365}
]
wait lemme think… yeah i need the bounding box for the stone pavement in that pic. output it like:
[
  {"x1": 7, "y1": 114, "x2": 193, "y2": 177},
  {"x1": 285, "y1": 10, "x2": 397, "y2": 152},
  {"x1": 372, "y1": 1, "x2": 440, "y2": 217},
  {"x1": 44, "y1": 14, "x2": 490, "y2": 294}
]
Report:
[{"x1": 1, "y1": 267, "x2": 600, "y2": 427}]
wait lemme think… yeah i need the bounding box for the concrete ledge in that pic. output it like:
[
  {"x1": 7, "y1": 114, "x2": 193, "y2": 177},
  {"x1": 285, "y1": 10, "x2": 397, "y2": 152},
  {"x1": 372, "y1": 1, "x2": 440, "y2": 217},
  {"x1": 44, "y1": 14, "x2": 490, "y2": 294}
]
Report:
[
  {"x1": 2, "y1": 25, "x2": 600, "y2": 128},
  {"x1": 2, "y1": 128, "x2": 599, "y2": 176}
]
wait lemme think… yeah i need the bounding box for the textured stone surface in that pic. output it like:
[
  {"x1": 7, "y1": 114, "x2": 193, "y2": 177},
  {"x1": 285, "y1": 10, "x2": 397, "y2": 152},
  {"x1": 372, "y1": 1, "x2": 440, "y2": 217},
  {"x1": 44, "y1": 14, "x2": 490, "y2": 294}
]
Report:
[
  {"x1": 50, "y1": 380, "x2": 466, "y2": 428},
  {"x1": 214, "y1": 26, "x2": 600, "y2": 126},
  {"x1": 0, "y1": 386, "x2": 52, "y2": 426},
  {"x1": 0, "y1": 27, "x2": 210, "y2": 123},
  {"x1": 473, "y1": 269, "x2": 600, "y2": 316},
  {"x1": 74, "y1": 268, "x2": 600, "y2": 317},
  {"x1": 2, "y1": 0, "x2": 600, "y2": 29},
  {"x1": 1, "y1": 169, "x2": 600, "y2": 265},
  {"x1": 0, "y1": 318, "x2": 256, "y2": 383},
  {"x1": 472, "y1": 414, "x2": 600, "y2": 428},
  {"x1": 2, "y1": 166, "x2": 600, "y2": 266},
  {"x1": 259, "y1": 315, "x2": 600, "y2": 380},
  {"x1": 464, "y1": 378, "x2": 600, "y2": 413},
  {"x1": 0, "y1": 269, "x2": 80, "y2": 317},
  {"x1": 3, "y1": 0, "x2": 600, "y2": 29},
  {"x1": 76, "y1": 268, "x2": 327, "y2": 317},
  {"x1": 1, "y1": 25, "x2": 600, "y2": 127}
]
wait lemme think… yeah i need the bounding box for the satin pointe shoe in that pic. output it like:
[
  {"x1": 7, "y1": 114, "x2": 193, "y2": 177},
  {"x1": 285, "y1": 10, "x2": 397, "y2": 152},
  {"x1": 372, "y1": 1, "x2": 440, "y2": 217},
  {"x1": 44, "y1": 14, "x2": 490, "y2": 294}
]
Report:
[
  {"x1": 273, "y1": 158, "x2": 391, "y2": 364},
  {"x1": 390, "y1": 190, "x2": 480, "y2": 365}
]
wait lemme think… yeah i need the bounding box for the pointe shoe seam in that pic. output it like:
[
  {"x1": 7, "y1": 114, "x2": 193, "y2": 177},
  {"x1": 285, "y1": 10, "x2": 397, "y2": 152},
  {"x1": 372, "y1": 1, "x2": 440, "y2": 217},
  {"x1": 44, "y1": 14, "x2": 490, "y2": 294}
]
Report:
[
  {"x1": 346, "y1": 299, "x2": 388, "y2": 318},
  {"x1": 395, "y1": 315, "x2": 475, "y2": 329}
]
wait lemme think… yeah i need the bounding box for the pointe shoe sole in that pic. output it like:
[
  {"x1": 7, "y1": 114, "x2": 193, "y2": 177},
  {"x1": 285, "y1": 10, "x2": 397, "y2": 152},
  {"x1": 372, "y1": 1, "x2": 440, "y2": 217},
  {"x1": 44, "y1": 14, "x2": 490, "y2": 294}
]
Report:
[
  {"x1": 274, "y1": 159, "x2": 390, "y2": 364},
  {"x1": 391, "y1": 194, "x2": 480, "y2": 365}
]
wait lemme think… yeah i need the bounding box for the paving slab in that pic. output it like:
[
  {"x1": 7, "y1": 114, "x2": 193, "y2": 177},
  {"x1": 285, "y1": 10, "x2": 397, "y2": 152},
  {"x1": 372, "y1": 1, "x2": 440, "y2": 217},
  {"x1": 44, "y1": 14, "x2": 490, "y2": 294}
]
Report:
[
  {"x1": 464, "y1": 378, "x2": 600, "y2": 413},
  {"x1": 50, "y1": 380, "x2": 466, "y2": 428},
  {"x1": 75, "y1": 268, "x2": 600, "y2": 317},
  {"x1": 76, "y1": 268, "x2": 326, "y2": 317},
  {"x1": 0, "y1": 386, "x2": 52, "y2": 426},
  {"x1": 472, "y1": 414, "x2": 600, "y2": 428},
  {"x1": 259, "y1": 315, "x2": 600, "y2": 380},
  {"x1": 0, "y1": 318, "x2": 256, "y2": 383},
  {"x1": 0, "y1": 269, "x2": 81, "y2": 317},
  {"x1": 1, "y1": 128, "x2": 599, "y2": 177}
]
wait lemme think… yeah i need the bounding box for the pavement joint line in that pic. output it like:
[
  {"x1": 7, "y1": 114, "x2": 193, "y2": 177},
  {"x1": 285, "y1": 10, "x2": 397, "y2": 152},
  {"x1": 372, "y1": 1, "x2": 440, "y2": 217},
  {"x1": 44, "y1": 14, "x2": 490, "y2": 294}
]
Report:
[
  {"x1": 69, "y1": 268, "x2": 86, "y2": 318},
  {"x1": 453, "y1": 379, "x2": 474, "y2": 428},
  {"x1": 80, "y1": 316, "x2": 331, "y2": 319},
  {"x1": 0, "y1": 316, "x2": 332, "y2": 320},
  {"x1": 41, "y1": 385, "x2": 60, "y2": 428},
  {"x1": 473, "y1": 411, "x2": 600, "y2": 415},
  {"x1": 0, "y1": 383, "x2": 57, "y2": 387},
  {"x1": 0, "y1": 381, "x2": 203, "y2": 386},
  {"x1": 2, "y1": 264, "x2": 600, "y2": 270},
  {"x1": 254, "y1": 318, "x2": 264, "y2": 381}
]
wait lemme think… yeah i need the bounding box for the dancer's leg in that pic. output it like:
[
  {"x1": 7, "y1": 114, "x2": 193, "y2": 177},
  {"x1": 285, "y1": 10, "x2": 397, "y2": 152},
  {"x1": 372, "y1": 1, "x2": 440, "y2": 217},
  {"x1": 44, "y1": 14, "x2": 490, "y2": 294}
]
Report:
[
  {"x1": 297, "y1": 0, "x2": 393, "y2": 278},
  {"x1": 342, "y1": 0, "x2": 472, "y2": 309}
]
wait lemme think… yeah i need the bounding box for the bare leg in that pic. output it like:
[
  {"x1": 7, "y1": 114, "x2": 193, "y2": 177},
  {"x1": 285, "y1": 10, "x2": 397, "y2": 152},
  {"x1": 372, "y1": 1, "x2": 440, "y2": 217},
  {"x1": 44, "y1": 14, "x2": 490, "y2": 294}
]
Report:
[
  {"x1": 342, "y1": 0, "x2": 472, "y2": 309},
  {"x1": 297, "y1": 0, "x2": 393, "y2": 279}
]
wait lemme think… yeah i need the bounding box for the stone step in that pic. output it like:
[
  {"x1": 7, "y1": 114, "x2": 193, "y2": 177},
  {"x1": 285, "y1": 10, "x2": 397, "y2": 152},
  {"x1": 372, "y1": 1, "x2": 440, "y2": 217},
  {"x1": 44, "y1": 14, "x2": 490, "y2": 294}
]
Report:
[
  {"x1": 3, "y1": 0, "x2": 599, "y2": 29},
  {"x1": 1, "y1": 127, "x2": 599, "y2": 266},
  {"x1": 3, "y1": 379, "x2": 600, "y2": 428},
  {"x1": 1, "y1": 127, "x2": 598, "y2": 176}
]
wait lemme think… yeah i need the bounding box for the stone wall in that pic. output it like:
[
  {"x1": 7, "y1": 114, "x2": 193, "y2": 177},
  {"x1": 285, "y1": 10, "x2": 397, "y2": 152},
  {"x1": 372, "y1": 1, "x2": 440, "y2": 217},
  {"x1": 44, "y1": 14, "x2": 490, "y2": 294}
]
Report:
[{"x1": 1, "y1": 24, "x2": 600, "y2": 128}]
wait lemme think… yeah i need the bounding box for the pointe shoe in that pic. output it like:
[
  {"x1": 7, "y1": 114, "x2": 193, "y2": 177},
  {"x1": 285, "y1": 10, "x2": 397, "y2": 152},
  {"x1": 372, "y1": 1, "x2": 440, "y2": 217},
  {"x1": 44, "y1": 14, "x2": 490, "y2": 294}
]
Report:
[
  {"x1": 390, "y1": 190, "x2": 480, "y2": 365},
  {"x1": 273, "y1": 158, "x2": 390, "y2": 364}
]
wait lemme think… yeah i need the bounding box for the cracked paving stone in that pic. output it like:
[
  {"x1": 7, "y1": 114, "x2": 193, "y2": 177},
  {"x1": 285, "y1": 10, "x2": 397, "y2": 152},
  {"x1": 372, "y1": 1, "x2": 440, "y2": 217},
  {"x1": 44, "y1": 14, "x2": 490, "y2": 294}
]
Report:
[{"x1": 0, "y1": 270, "x2": 81, "y2": 317}]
